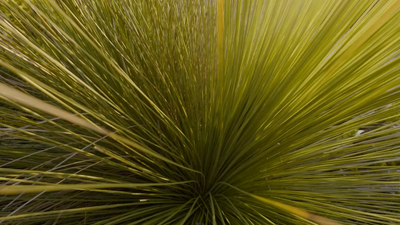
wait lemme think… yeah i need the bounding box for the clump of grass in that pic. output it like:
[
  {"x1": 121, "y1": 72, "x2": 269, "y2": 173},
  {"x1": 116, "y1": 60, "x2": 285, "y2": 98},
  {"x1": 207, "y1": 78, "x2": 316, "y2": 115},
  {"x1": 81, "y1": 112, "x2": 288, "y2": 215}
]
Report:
[{"x1": 0, "y1": 0, "x2": 400, "y2": 224}]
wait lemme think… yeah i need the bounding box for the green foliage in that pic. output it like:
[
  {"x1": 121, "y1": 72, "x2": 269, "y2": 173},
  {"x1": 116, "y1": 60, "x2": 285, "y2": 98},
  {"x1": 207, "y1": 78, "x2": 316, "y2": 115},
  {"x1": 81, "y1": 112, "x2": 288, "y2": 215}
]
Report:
[{"x1": 0, "y1": 0, "x2": 400, "y2": 224}]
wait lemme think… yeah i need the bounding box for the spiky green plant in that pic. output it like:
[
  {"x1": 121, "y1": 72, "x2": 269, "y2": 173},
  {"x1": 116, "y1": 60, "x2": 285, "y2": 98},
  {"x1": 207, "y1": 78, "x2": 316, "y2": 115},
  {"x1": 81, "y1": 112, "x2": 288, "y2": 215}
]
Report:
[{"x1": 0, "y1": 0, "x2": 400, "y2": 224}]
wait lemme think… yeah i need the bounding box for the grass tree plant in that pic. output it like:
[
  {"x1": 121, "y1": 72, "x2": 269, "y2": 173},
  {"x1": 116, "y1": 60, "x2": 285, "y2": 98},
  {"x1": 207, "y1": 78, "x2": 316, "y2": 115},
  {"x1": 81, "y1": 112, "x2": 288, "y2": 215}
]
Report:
[{"x1": 0, "y1": 0, "x2": 400, "y2": 224}]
